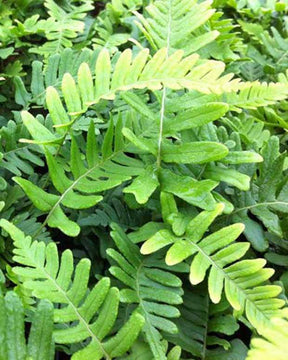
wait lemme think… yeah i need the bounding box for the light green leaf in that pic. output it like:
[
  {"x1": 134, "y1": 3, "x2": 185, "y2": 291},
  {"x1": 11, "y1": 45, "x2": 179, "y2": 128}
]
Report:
[{"x1": 162, "y1": 142, "x2": 229, "y2": 164}]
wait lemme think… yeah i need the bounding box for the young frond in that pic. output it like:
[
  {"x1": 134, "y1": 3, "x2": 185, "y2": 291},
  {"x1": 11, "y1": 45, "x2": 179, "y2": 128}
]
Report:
[
  {"x1": 21, "y1": 47, "x2": 242, "y2": 143},
  {"x1": 0, "y1": 220, "x2": 145, "y2": 360}
]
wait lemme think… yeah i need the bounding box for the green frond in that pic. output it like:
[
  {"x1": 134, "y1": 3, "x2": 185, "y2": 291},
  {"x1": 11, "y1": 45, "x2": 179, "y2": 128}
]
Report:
[
  {"x1": 29, "y1": 0, "x2": 94, "y2": 57},
  {"x1": 108, "y1": 223, "x2": 186, "y2": 360},
  {"x1": 0, "y1": 220, "x2": 145, "y2": 360},
  {"x1": 14, "y1": 119, "x2": 144, "y2": 236},
  {"x1": 0, "y1": 119, "x2": 44, "y2": 176},
  {"x1": 21, "y1": 47, "x2": 243, "y2": 142},
  {"x1": 0, "y1": 291, "x2": 54, "y2": 360},
  {"x1": 226, "y1": 82, "x2": 288, "y2": 111},
  {"x1": 231, "y1": 136, "x2": 288, "y2": 241},
  {"x1": 141, "y1": 204, "x2": 285, "y2": 333},
  {"x1": 247, "y1": 317, "x2": 288, "y2": 360},
  {"x1": 135, "y1": 0, "x2": 219, "y2": 55},
  {"x1": 14, "y1": 48, "x2": 98, "y2": 108},
  {"x1": 165, "y1": 285, "x2": 247, "y2": 359}
]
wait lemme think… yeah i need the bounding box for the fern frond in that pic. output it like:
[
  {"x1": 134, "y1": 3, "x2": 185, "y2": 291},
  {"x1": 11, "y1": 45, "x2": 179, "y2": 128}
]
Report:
[
  {"x1": 14, "y1": 119, "x2": 144, "y2": 236},
  {"x1": 231, "y1": 136, "x2": 288, "y2": 239},
  {"x1": 14, "y1": 48, "x2": 98, "y2": 108},
  {"x1": 226, "y1": 82, "x2": 288, "y2": 111},
  {"x1": 164, "y1": 82, "x2": 288, "y2": 114},
  {"x1": 0, "y1": 219, "x2": 145, "y2": 360},
  {"x1": 135, "y1": 0, "x2": 219, "y2": 55},
  {"x1": 141, "y1": 204, "x2": 285, "y2": 333},
  {"x1": 165, "y1": 285, "x2": 244, "y2": 359},
  {"x1": 247, "y1": 317, "x2": 288, "y2": 360},
  {"x1": 108, "y1": 223, "x2": 186, "y2": 360},
  {"x1": 30, "y1": 0, "x2": 94, "y2": 56},
  {"x1": 78, "y1": 196, "x2": 150, "y2": 230},
  {"x1": 0, "y1": 119, "x2": 44, "y2": 176},
  {"x1": 0, "y1": 291, "x2": 54, "y2": 360},
  {"x1": 21, "y1": 47, "x2": 243, "y2": 143}
]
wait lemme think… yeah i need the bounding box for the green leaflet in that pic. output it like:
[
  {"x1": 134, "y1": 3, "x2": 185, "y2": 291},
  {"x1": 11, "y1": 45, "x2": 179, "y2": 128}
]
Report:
[
  {"x1": 159, "y1": 169, "x2": 218, "y2": 210},
  {"x1": 164, "y1": 102, "x2": 229, "y2": 133},
  {"x1": 124, "y1": 166, "x2": 159, "y2": 204},
  {"x1": 162, "y1": 142, "x2": 229, "y2": 164},
  {"x1": 203, "y1": 165, "x2": 251, "y2": 191},
  {"x1": 21, "y1": 111, "x2": 63, "y2": 146},
  {"x1": 0, "y1": 291, "x2": 54, "y2": 360}
]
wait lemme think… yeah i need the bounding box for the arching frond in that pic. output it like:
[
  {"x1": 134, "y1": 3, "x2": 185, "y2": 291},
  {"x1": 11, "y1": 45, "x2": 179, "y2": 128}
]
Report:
[{"x1": 21, "y1": 47, "x2": 243, "y2": 143}]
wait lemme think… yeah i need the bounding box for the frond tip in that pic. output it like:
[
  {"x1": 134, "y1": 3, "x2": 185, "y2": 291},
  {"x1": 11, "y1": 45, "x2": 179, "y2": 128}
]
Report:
[{"x1": 247, "y1": 317, "x2": 288, "y2": 360}]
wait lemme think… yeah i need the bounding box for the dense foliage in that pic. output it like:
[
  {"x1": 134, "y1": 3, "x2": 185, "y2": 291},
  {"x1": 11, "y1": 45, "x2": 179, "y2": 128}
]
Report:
[{"x1": 1, "y1": 0, "x2": 288, "y2": 359}]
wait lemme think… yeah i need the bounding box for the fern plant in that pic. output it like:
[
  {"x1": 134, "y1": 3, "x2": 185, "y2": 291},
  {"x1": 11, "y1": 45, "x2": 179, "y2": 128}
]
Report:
[
  {"x1": 1, "y1": 0, "x2": 288, "y2": 359},
  {"x1": 0, "y1": 219, "x2": 145, "y2": 360},
  {"x1": 108, "y1": 223, "x2": 186, "y2": 359}
]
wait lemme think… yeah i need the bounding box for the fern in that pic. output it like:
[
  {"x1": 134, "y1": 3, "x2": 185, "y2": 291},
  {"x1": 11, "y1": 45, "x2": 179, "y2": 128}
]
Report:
[
  {"x1": 13, "y1": 47, "x2": 98, "y2": 108},
  {"x1": 0, "y1": 119, "x2": 44, "y2": 176},
  {"x1": 231, "y1": 136, "x2": 288, "y2": 240},
  {"x1": 165, "y1": 285, "x2": 246, "y2": 359},
  {"x1": 13, "y1": 48, "x2": 248, "y2": 236},
  {"x1": 21, "y1": 47, "x2": 243, "y2": 141},
  {"x1": 30, "y1": 0, "x2": 94, "y2": 56},
  {"x1": 141, "y1": 203, "x2": 285, "y2": 333},
  {"x1": 108, "y1": 223, "x2": 186, "y2": 360},
  {"x1": 247, "y1": 317, "x2": 288, "y2": 360},
  {"x1": 1, "y1": 1, "x2": 288, "y2": 358},
  {"x1": 135, "y1": 0, "x2": 219, "y2": 55},
  {"x1": 14, "y1": 119, "x2": 144, "y2": 236},
  {"x1": 0, "y1": 219, "x2": 145, "y2": 360}
]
